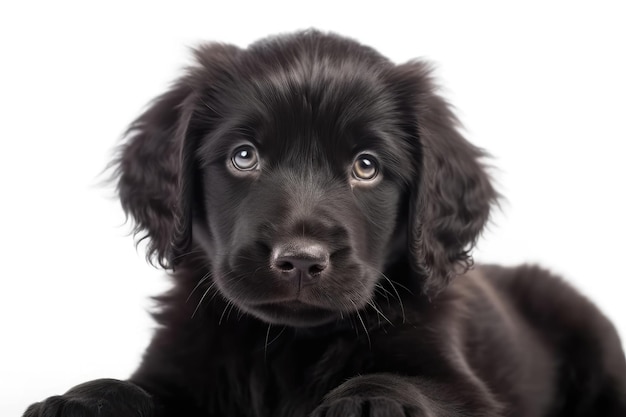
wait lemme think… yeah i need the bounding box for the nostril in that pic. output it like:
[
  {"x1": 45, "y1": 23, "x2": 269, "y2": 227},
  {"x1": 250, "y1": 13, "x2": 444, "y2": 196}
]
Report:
[
  {"x1": 276, "y1": 260, "x2": 295, "y2": 272},
  {"x1": 308, "y1": 263, "x2": 326, "y2": 277}
]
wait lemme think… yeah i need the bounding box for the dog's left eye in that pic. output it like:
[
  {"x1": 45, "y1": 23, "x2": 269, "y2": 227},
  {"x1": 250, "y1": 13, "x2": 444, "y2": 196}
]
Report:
[
  {"x1": 352, "y1": 154, "x2": 379, "y2": 181},
  {"x1": 231, "y1": 146, "x2": 259, "y2": 171}
]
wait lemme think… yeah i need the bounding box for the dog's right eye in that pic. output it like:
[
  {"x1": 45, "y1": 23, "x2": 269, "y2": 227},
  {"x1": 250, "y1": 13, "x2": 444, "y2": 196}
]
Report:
[
  {"x1": 352, "y1": 153, "x2": 379, "y2": 182},
  {"x1": 231, "y1": 146, "x2": 259, "y2": 171}
]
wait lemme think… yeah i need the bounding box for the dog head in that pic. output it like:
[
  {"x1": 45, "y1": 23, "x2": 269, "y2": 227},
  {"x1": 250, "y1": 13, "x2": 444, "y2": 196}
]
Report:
[{"x1": 114, "y1": 31, "x2": 496, "y2": 327}]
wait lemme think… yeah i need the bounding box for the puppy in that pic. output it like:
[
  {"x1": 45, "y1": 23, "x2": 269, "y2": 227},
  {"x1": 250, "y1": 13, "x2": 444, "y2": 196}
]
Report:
[{"x1": 24, "y1": 30, "x2": 626, "y2": 417}]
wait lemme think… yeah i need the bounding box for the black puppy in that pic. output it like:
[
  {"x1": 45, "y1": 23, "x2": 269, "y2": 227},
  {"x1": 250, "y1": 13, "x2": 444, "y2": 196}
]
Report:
[{"x1": 24, "y1": 31, "x2": 626, "y2": 417}]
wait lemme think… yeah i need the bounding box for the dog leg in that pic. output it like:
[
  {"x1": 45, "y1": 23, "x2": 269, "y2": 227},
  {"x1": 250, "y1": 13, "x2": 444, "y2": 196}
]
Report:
[{"x1": 311, "y1": 373, "x2": 503, "y2": 417}]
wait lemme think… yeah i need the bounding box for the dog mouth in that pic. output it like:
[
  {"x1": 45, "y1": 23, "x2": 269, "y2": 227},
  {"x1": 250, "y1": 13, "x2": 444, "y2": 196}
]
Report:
[{"x1": 245, "y1": 299, "x2": 340, "y2": 327}]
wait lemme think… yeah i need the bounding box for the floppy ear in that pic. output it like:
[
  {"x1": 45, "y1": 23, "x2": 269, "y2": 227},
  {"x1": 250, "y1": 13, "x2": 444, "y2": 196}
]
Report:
[
  {"x1": 113, "y1": 81, "x2": 195, "y2": 268},
  {"x1": 112, "y1": 43, "x2": 239, "y2": 268},
  {"x1": 394, "y1": 62, "x2": 498, "y2": 296}
]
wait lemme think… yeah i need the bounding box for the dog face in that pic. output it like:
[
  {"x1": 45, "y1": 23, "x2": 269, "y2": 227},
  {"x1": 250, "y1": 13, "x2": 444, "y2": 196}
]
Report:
[
  {"x1": 115, "y1": 31, "x2": 496, "y2": 327},
  {"x1": 193, "y1": 53, "x2": 412, "y2": 326}
]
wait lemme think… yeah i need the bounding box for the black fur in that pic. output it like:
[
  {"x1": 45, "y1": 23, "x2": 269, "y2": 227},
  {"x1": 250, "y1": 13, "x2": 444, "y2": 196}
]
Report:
[{"x1": 24, "y1": 30, "x2": 626, "y2": 417}]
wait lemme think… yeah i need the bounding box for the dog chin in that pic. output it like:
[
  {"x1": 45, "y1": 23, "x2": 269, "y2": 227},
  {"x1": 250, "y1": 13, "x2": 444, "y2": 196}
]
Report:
[{"x1": 242, "y1": 300, "x2": 341, "y2": 327}]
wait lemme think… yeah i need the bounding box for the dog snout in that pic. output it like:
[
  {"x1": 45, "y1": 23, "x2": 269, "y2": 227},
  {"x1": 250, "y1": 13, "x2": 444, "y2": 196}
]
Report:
[{"x1": 271, "y1": 241, "x2": 330, "y2": 280}]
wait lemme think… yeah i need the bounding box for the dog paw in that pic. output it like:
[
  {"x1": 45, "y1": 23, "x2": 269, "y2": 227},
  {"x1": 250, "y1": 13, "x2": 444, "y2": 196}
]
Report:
[
  {"x1": 22, "y1": 379, "x2": 154, "y2": 417},
  {"x1": 311, "y1": 396, "x2": 421, "y2": 417}
]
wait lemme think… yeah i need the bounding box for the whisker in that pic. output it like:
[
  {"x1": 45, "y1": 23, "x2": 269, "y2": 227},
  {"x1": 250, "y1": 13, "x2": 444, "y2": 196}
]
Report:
[
  {"x1": 264, "y1": 324, "x2": 272, "y2": 360},
  {"x1": 219, "y1": 300, "x2": 233, "y2": 325},
  {"x1": 374, "y1": 286, "x2": 393, "y2": 309},
  {"x1": 351, "y1": 300, "x2": 371, "y2": 349},
  {"x1": 170, "y1": 248, "x2": 207, "y2": 263},
  {"x1": 267, "y1": 326, "x2": 286, "y2": 346},
  {"x1": 365, "y1": 264, "x2": 414, "y2": 295},
  {"x1": 368, "y1": 300, "x2": 393, "y2": 326},
  {"x1": 387, "y1": 279, "x2": 413, "y2": 295},
  {"x1": 226, "y1": 301, "x2": 236, "y2": 322},
  {"x1": 374, "y1": 283, "x2": 391, "y2": 300},
  {"x1": 381, "y1": 274, "x2": 406, "y2": 324},
  {"x1": 186, "y1": 271, "x2": 213, "y2": 303},
  {"x1": 363, "y1": 265, "x2": 408, "y2": 324},
  {"x1": 191, "y1": 281, "x2": 218, "y2": 319},
  {"x1": 374, "y1": 282, "x2": 394, "y2": 299}
]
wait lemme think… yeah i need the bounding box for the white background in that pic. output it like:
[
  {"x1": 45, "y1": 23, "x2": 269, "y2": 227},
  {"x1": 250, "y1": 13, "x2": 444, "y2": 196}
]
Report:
[{"x1": 1, "y1": 1, "x2": 625, "y2": 415}]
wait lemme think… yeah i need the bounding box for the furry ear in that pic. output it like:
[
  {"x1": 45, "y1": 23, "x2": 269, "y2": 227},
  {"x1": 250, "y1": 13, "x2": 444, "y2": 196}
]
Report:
[
  {"x1": 113, "y1": 81, "x2": 195, "y2": 268},
  {"x1": 394, "y1": 62, "x2": 498, "y2": 296},
  {"x1": 113, "y1": 43, "x2": 240, "y2": 268}
]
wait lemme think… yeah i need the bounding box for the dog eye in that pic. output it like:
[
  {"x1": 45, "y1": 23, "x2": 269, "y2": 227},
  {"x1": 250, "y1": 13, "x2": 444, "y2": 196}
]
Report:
[
  {"x1": 231, "y1": 146, "x2": 259, "y2": 171},
  {"x1": 352, "y1": 154, "x2": 379, "y2": 181}
]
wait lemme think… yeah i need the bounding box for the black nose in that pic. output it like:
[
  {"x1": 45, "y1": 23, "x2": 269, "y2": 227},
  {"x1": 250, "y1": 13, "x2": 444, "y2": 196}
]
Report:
[{"x1": 271, "y1": 241, "x2": 329, "y2": 280}]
